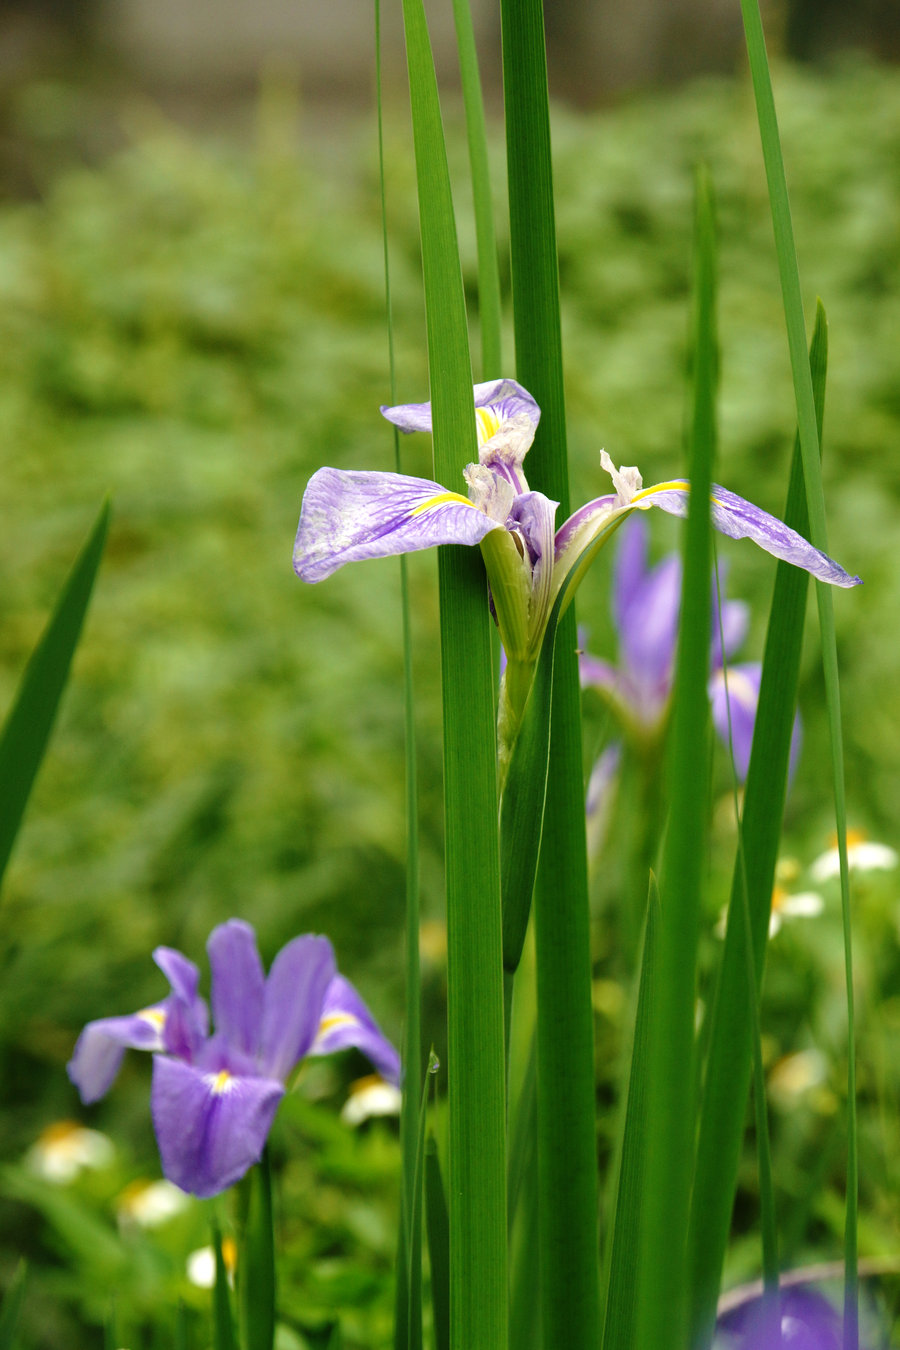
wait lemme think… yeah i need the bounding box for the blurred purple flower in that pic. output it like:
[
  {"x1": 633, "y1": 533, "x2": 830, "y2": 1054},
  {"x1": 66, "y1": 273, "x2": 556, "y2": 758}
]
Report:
[
  {"x1": 580, "y1": 516, "x2": 801, "y2": 779},
  {"x1": 68, "y1": 920, "x2": 400, "y2": 1198},
  {"x1": 717, "y1": 1288, "x2": 843, "y2": 1350}
]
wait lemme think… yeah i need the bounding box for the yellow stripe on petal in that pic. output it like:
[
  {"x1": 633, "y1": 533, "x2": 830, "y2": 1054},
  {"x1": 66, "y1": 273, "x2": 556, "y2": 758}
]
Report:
[
  {"x1": 475, "y1": 406, "x2": 502, "y2": 446},
  {"x1": 632, "y1": 478, "x2": 690, "y2": 503},
  {"x1": 410, "y1": 491, "x2": 476, "y2": 516},
  {"x1": 319, "y1": 1013, "x2": 360, "y2": 1035}
]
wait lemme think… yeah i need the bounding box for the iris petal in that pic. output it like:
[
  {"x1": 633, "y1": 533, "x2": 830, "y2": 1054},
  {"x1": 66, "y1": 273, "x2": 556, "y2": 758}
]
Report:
[
  {"x1": 68, "y1": 1011, "x2": 167, "y2": 1104},
  {"x1": 259, "y1": 934, "x2": 336, "y2": 1081},
  {"x1": 294, "y1": 468, "x2": 500, "y2": 583},
  {"x1": 311, "y1": 974, "x2": 402, "y2": 1085},
  {"x1": 151, "y1": 1056, "x2": 284, "y2": 1199},
  {"x1": 639, "y1": 481, "x2": 862, "y2": 588},
  {"x1": 207, "y1": 920, "x2": 266, "y2": 1059}
]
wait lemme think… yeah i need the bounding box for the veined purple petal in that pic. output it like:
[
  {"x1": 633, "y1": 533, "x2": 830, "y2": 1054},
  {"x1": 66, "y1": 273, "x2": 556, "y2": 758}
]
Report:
[
  {"x1": 310, "y1": 975, "x2": 401, "y2": 1085},
  {"x1": 68, "y1": 1010, "x2": 168, "y2": 1104},
  {"x1": 151, "y1": 1056, "x2": 283, "y2": 1199},
  {"x1": 640, "y1": 481, "x2": 862, "y2": 587},
  {"x1": 293, "y1": 468, "x2": 501, "y2": 583},
  {"x1": 259, "y1": 934, "x2": 336, "y2": 1082},
  {"x1": 207, "y1": 920, "x2": 266, "y2": 1059},
  {"x1": 553, "y1": 493, "x2": 619, "y2": 561}
]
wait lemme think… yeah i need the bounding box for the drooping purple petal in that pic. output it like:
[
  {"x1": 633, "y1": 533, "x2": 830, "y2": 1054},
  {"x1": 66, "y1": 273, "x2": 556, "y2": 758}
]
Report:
[
  {"x1": 293, "y1": 468, "x2": 501, "y2": 583},
  {"x1": 310, "y1": 974, "x2": 401, "y2": 1085},
  {"x1": 68, "y1": 1011, "x2": 168, "y2": 1104},
  {"x1": 151, "y1": 1056, "x2": 284, "y2": 1199},
  {"x1": 709, "y1": 662, "x2": 801, "y2": 783},
  {"x1": 642, "y1": 481, "x2": 862, "y2": 587},
  {"x1": 259, "y1": 934, "x2": 336, "y2": 1082},
  {"x1": 207, "y1": 920, "x2": 266, "y2": 1060}
]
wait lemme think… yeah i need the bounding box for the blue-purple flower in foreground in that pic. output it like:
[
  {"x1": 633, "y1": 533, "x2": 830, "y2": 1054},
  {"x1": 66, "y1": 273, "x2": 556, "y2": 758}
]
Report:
[
  {"x1": 293, "y1": 379, "x2": 859, "y2": 746},
  {"x1": 68, "y1": 920, "x2": 400, "y2": 1198}
]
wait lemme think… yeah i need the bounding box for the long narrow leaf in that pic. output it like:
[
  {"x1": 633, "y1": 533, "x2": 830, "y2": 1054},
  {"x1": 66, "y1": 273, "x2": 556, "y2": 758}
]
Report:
[
  {"x1": 738, "y1": 11, "x2": 858, "y2": 1342},
  {"x1": 424, "y1": 1135, "x2": 450, "y2": 1350},
  {"x1": 0, "y1": 500, "x2": 109, "y2": 895},
  {"x1": 450, "y1": 0, "x2": 503, "y2": 378},
  {"x1": 238, "y1": 1151, "x2": 276, "y2": 1350},
  {"x1": 601, "y1": 879, "x2": 660, "y2": 1350},
  {"x1": 500, "y1": 3, "x2": 600, "y2": 1343},
  {"x1": 375, "y1": 4, "x2": 424, "y2": 1345},
  {"x1": 687, "y1": 304, "x2": 829, "y2": 1346},
  {"x1": 400, "y1": 2, "x2": 508, "y2": 1346},
  {"x1": 633, "y1": 166, "x2": 717, "y2": 1350}
]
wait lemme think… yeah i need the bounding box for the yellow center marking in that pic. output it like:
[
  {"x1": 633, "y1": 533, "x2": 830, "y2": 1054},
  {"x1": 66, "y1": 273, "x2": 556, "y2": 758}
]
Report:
[
  {"x1": 138, "y1": 1008, "x2": 166, "y2": 1029},
  {"x1": 771, "y1": 885, "x2": 787, "y2": 914},
  {"x1": 211, "y1": 1070, "x2": 232, "y2": 1095},
  {"x1": 410, "y1": 491, "x2": 474, "y2": 517},
  {"x1": 318, "y1": 1013, "x2": 360, "y2": 1035},
  {"x1": 828, "y1": 827, "x2": 867, "y2": 849},
  {"x1": 475, "y1": 407, "x2": 502, "y2": 445}
]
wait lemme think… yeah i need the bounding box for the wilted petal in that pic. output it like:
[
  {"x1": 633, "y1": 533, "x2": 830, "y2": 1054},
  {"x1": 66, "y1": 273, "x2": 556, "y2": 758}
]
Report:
[
  {"x1": 294, "y1": 468, "x2": 500, "y2": 583},
  {"x1": 151, "y1": 1056, "x2": 283, "y2": 1199},
  {"x1": 68, "y1": 1010, "x2": 168, "y2": 1104},
  {"x1": 638, "y1": 480, "x2": 862, "y2": 588},
  {"x1": 207, "y1": 920, "x2": 266, "y2": 1059},
  {"x1": 259, "y1": 935, "x2": 336, "y2": 1082},
  {"x1": 310, "y1": 975, "x2": 401, "y2": 1085}
]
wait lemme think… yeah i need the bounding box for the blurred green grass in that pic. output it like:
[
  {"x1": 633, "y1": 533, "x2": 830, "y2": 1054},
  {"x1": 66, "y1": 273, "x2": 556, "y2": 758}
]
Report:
[{"x1": 1, "y1": 56, "x2": 899, "y2": 1346}]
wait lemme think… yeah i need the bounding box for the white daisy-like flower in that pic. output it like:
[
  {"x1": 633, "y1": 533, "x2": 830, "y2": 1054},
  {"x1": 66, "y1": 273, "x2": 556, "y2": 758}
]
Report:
[
  {"x1": 714, "y1": 861, "x2": 823, "y2": 940},
  {"x1": 26, "y1": 1120, "x2": 114, "y2": 1183},
  {"x1": 810, "y1": 829, "x2": 898, "y2": 883},
  {"x1": 117, "y1": 1178, "x2": 190, "y2": 1228},
  {"x1": 340, "y1": 1074, "x2": 403, "y2": 1127},
  {"x1": 186, "y1": 1237, "x2": 237, "y2": 1289}
]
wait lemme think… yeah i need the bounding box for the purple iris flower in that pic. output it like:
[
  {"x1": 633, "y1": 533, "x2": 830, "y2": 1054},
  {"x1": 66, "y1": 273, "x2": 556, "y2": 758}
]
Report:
[
  {"x1": 293, "y1": 379, "x2": 858, "y2": 748},
  {"x1": 67, "y1": 920, "x2": 400, "y2": 1199},
  {"x1": 580, "y1": 515, "x2": 801, "y2": 781},
  {"x1": 716, "y1": 1287, "x2": 843, "y2": 1349}
]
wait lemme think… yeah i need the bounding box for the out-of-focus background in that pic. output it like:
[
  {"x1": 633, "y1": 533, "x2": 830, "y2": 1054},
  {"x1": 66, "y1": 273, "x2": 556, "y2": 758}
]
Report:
[{"x1": 1, "y1": 2, "x2": 899, "y2": 1346}]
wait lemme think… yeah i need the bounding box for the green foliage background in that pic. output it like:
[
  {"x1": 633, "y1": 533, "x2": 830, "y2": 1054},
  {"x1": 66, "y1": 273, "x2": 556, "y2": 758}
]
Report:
[{"x1": 1, "y1": 57, "x2": 898, "y2": 1346}]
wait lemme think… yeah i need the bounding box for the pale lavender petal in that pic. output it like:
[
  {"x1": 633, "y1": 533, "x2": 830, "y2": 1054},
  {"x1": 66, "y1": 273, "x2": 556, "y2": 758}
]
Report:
[
  {"x1": 151, "y1": 1056, "x2": 283, "y2": 1199},
  {"x1": 380, "y1": 378, "x2": 540, "y2": 437},
  {"x1": 153, "y1": 947, "x2": 200, "y2": 1006},
  {"x1": 579, "y1": 652, "x2": 621, "y2": 695},
  {"x1": 617, "y1": 550, "x2": 681, "y2": 691},
  {"x1": 612, "y1": 514, "x2": 651, "y2": 629},
  {"x1": 68, "y1": 1012, "x2": 167, "y2": 1104},
  {"x1": 709, "y1": 663, "x2": 760, "y2": 781},
  {"x1": 553, "y1": 493, "x2": 618, "y2": 561},
  {"x1": 259, "y1": 934, "x2": 336, "y2": 1081},
  {"x1": 642, "y1": 482, "x2": 862, "y2": 587},
  {"x1": 586, "y1": 743, "x2": 622, "y2": 862},
  {"x1": 711, "y1": 594, "x2": 750, "y2": 668},
  {"x1": 311, "y1": 975, "x2": 401, "y2": 1085},
  {"x1": 207, "y1": 920, "x2": 266, "y2": 1059},
  {"x1": 709, "y1": 662, "x2": 802, "y2": 783},
  {"x1": 293, "y1": 468, "x2": 500, "y2": 583}
]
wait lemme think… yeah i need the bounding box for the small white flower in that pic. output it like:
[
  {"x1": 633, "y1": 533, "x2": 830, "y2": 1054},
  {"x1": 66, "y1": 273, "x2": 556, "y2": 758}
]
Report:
[
  {"x1": 26, "y1": 1121, "x2": 114, "y2": 1183},
  {"x1": 340, "y1": 1074, "x2": 402, "y2": 1127},
  {"x1": 117, "y1": 1178, "x2": 190, "y2": 1228},
  {"x1": 810, "y1": 830, "x2": 898, "y2": 883},
  {"x1": 187, "y1": 1239, "x2": 236, "y2": 1289},
  {"x1": 768, "y1": 884, "x2": 824, "y2": 937}
]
